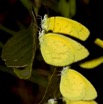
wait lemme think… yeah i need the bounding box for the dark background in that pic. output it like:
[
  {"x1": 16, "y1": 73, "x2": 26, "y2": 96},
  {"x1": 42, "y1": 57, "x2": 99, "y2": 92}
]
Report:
[{"x1": 0, "y1": 0, "x2": 103, "y2": 104}]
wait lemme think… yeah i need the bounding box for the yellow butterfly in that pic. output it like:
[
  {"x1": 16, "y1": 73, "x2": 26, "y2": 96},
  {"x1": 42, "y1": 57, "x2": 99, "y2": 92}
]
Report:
[
  {"x1": 39, "y1": 15, "x2": 90, "y2": 66},
  {"x1": 79, "y1": 38, "x2": 103, "y2": 69},
  {"x1": 41, "y1": 14, "x2": 90, "y2": 41},
  {"x1": 79, "y1": 56, "x2": 103, "y2": 69},
  {"x1": 60, "y1": 67, "x2": 97, "y2": 101},
  {"x1": 94, "y1": 38, "x2": 103, "y2": 48}
]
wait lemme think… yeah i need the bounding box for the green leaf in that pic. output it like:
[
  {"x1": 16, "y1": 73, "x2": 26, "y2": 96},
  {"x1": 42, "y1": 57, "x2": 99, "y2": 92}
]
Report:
[
  {"x1": 13, "y1": 63, "x2": 32, "y2": 79},
  {"x1": 1, "y1": 25, "x2": 37, "y2": 68},
  {"x1": 58, "y1": 0, "x2": 76, "y2": 18},
  {"x1": 69, "y1": 0, "x2": 76, "y2": 17}
]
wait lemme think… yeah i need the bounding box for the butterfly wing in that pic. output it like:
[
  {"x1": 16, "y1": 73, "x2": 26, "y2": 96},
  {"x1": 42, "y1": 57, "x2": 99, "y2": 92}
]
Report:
[
  {"x1": 39, "y1": 33, "x2": 74, "y2": 66},
  {"x1": 79, "y1": 56, "x2": 103, "y2": 69},
  {"x1": 39, "y1": 33, "x2": 89, "y2": 66},
  {"x1": 42, "y1": 16, "x2": 90, "y2": 41},
  {"x1": 94, "y1": 38, "x2": 103, "y2": 48},
  {"x1": 60, "y1": 68, "x2": 97, "y2": 100}
]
